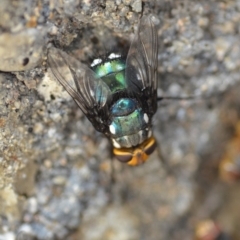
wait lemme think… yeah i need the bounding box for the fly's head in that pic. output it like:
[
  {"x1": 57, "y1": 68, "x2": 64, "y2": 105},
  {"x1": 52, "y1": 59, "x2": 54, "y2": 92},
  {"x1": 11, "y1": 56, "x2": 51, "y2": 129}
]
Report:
[{"x1": 113, "y1": 136, "x2": 157, "y2": 166}]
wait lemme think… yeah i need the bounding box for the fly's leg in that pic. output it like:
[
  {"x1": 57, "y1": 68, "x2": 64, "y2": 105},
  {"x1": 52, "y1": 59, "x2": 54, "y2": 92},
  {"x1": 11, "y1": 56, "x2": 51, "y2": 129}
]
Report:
[
  {"x1": 105, "y1": 153, "x2": 116, "y2": 204},
  {"x1": 156, "y1": 142, "x2": 175, "y2": 176},
  {"x1": 110, "y1": 154, "x2": 116, "y2": 185}
]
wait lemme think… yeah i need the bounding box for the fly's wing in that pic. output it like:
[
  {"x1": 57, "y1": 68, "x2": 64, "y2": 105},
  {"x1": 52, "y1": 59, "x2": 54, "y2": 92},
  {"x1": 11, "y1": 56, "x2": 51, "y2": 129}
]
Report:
[
  {"x1": 125, "y1": 15, "x2": 159, "y2": 118},
  {"x1": 48, "y1": 47, "x2": 112, "y2": 134}
]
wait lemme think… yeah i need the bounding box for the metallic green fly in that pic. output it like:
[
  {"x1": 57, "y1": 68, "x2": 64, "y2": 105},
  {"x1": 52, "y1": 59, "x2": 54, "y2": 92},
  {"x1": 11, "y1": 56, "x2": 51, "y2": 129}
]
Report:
[{"x1": 48, "y1": 15, "x2": 159, "y2": 166}]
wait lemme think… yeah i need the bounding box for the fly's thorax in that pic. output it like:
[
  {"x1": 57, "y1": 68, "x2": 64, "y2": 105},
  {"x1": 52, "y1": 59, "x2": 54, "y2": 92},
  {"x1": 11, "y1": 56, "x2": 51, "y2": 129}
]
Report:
[
  {"x1": 111, "y1": 128, "x2": 153, "y2": 149},
  {"x1": 109, "y1": 98, "x2": 152, "y2": 148}
]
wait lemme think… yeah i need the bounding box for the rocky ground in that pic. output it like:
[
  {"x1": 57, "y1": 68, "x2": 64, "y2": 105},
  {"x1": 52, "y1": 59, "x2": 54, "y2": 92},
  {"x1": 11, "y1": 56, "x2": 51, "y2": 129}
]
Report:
[{"x1": 1, "y1": 0, "x2": 240, "y2": 239}]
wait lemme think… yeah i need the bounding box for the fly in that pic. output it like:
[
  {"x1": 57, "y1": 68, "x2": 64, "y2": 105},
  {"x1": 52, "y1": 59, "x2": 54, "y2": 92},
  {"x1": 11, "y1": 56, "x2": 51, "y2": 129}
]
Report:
[{"x1": 48, "y1": 15, "x2": 159, "y2": 166}]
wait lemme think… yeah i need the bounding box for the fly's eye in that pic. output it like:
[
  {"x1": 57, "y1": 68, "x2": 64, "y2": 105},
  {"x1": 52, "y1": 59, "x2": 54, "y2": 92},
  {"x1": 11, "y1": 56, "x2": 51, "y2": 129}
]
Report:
[
  {"x1": 144, "y1": 137, "x2": 157, "y2": 156},
  {"x1": 113, "y1": 148, "x2": 133, "y2": 163}
]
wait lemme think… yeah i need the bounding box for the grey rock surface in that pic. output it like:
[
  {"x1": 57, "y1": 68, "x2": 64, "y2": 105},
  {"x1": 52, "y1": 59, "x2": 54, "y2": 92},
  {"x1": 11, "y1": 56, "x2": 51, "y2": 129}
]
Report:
[{"x1": 1, "y1": 0, "x2": 240, "y2": 240}]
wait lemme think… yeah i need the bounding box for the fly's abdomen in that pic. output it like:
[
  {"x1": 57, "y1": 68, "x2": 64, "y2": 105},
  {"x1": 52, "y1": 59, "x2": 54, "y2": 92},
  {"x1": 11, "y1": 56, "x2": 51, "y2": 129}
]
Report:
[
  {"x1": 109, "y1": 98, "x2": 151, "y2": 148},
  {"x1": 93, "y1": 59, "x2": 127, "y2": 94}
]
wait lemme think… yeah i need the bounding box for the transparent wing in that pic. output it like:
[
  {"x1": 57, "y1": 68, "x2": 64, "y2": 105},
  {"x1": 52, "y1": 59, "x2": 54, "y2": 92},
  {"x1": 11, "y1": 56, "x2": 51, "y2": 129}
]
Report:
[
  {"x1": 126, "y1": 15, "x2": 159, "y2": 117},
  {"x1": 48, "y1": 47, "x2": 112, "y2": 134}
]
